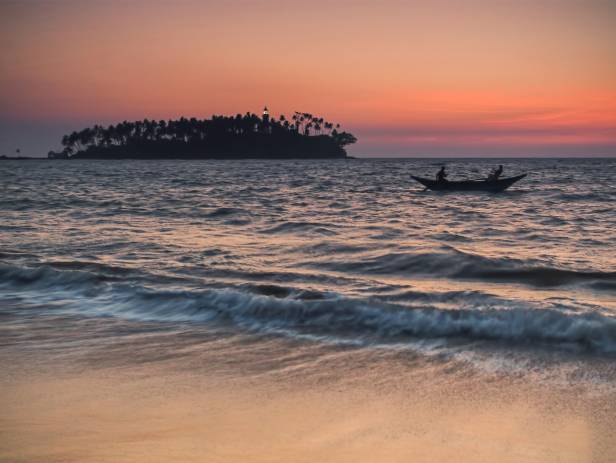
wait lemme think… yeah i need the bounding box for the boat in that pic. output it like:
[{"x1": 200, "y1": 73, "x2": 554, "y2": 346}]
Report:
[{"x1": 411, "y1": 174, "x2": 527, "y2": 192}]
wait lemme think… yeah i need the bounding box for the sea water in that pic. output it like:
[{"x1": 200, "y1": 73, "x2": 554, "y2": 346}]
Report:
[{"x1": 1, "y1": 158, "x2": 616, "y2": 385}]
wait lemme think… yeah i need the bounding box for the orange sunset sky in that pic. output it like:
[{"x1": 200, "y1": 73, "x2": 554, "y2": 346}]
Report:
[{"x1": 1, "y1": 0, "x2": 615, "y2": 157}]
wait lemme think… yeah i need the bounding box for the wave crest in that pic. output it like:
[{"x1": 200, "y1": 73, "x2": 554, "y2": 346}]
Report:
[
  {"x1": 2, "y1": 262, "x2": 615, "y2": 354},
  {"x1": 313, "y1": 248, "x2": 616, "y2": 289}
]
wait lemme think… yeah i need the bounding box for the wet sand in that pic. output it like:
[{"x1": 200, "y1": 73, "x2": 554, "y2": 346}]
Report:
[{"x1": 1, "y1": 318, "x2": 615, "y2": 463}]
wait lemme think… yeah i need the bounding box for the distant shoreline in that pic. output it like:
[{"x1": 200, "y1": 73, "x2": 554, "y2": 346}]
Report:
[
  {"x1": 4, "y1": 155, "x2": 615, "y2": 161},
  {"x1": 2, "y1": 155, "x2": 357, "y2": 161},
  {"x1": 2, "y1": 156, "x2": 360, "y2": 161}
]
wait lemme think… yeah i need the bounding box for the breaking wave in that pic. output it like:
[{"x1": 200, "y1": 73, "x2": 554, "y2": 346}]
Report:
[{"x1": 2, "y1": 262, "x2": 615, "y2": 354}]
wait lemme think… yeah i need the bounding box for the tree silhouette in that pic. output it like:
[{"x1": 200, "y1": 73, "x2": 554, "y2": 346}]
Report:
[{"x1": 50, "y1": 110, "x2": 356, "y2": 159}]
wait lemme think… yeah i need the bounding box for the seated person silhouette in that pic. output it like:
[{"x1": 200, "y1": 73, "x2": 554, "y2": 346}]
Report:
[
  {"x1": 436, "y1": 166, "x2": 447, "y2": 182},
  {"x1": 488, "y1": 165, "x2": 503, "y2": 181}
]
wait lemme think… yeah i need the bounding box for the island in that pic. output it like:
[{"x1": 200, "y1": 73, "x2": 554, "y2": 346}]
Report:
[{"x1": 48, "y1": 109, "x2": 357, "y2": 159}]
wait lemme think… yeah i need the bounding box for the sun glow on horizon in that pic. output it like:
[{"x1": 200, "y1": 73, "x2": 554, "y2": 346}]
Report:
[{"x1": 1, "y1": 0, "x2": 615, "y2": 156}]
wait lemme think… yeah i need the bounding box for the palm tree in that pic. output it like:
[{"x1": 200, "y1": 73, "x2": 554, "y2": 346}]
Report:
[
  {"x1": 61, "y1": 134, "x2": 71, "y2": 151},
  {"x1": 55, "y1": 110, "x2": 355, "y2": 157},
  {"x1": 158, "y1": 120, "x2": 167, "y2": 140}
]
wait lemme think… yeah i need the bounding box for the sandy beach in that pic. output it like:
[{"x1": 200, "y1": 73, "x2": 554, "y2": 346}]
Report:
[{"x1": 2, "y1": 312, "x2": 615, "y2": 463}]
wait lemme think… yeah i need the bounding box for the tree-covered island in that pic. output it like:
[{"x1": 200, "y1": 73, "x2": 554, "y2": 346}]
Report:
[{"x1": 48, "y1": 109, "x2": 357, "y2": 159}]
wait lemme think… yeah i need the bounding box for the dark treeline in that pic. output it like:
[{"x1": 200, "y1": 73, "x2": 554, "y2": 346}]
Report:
[{"x1": 49, "y1": 111, "x2": 357, "y2": 159}]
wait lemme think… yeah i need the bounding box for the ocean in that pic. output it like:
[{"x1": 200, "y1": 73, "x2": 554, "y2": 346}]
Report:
[{"x1": 1, "y1": 158, "x2": 616, "y2": 462}]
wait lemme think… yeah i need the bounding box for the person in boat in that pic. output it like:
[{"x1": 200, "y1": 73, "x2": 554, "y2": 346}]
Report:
[
  {"x1": 436, "y1": 166, "x2": 447, "y2": 182},
  {"x1": 488, "y1": 165, "x2": 503, "y2": 181}
]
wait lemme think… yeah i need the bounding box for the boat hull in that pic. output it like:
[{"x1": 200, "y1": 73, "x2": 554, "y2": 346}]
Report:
[{"x1": 411, "y1": 174, "x2": 527, "y2": 192}]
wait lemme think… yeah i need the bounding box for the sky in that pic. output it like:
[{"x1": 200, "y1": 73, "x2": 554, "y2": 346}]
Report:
[{"x1": 1, "y1": 0, "x2": 615, "y2": 157}]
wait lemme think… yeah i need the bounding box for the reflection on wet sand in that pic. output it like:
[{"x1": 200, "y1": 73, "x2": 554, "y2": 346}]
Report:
[{"x1": 1, "y1": 320, "x2": 614, "y2": 463}]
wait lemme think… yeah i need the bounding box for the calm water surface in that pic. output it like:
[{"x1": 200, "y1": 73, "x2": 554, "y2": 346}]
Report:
[{"x1": 1, "y1": 158, "x2": 616, "y2": 385}]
